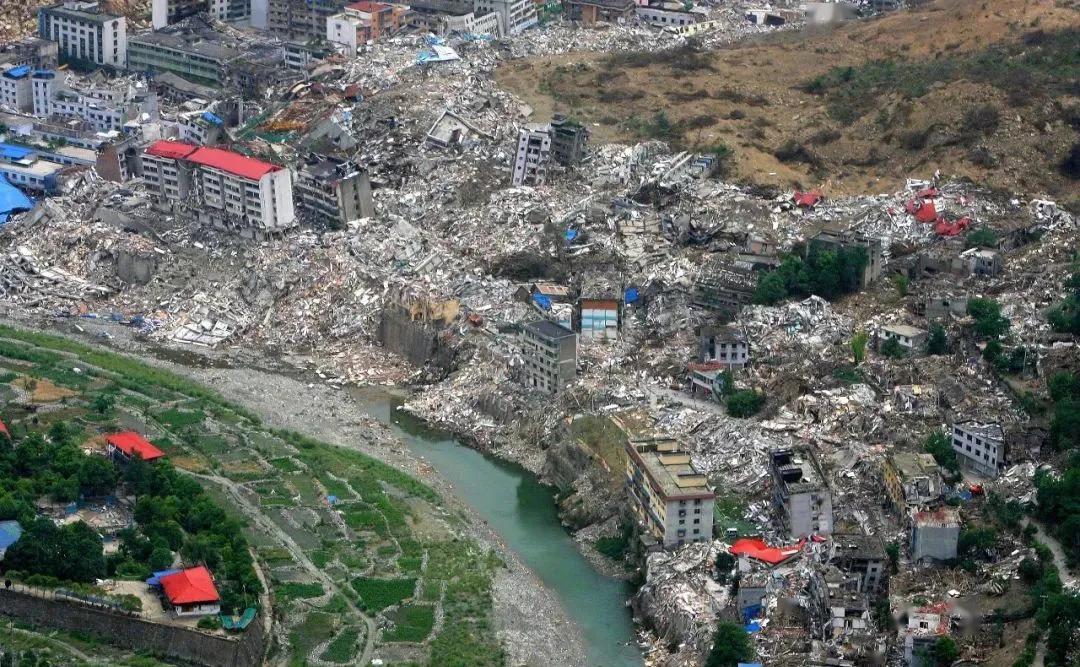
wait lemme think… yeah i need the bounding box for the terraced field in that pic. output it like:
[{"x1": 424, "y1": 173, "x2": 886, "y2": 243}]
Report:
[{"x1": 0, "y1": 325, "x2": 504, "y2": 667}]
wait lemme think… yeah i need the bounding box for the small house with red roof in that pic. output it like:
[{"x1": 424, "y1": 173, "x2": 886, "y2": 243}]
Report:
[
  {"x1": 158, "y1": 566, "x2": 221, "y2": 617},
  {"x1": 106, "y1": 431, "x2": 165, "y2": 463}
]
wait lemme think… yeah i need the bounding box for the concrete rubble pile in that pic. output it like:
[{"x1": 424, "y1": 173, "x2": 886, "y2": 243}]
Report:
[{"x1": 634, "y1": 540, "x2": 732, "y2": 662}]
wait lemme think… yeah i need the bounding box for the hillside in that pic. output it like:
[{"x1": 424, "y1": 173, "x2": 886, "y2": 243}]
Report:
[{"x1": 497, "y1": 0, "x2": 1080, "y2": 199}]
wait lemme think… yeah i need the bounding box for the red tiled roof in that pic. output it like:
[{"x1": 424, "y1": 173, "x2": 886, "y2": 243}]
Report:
[
  {"x1": 186, "y1": 147, "x2": 281, "y2": 181},
  {"x1": 0, "y1": 418, "x2": 8, "y2": 438},
  {"x1": 159, "y1": 566, "x2": 220, "y2": 606},
  {"x1": 106, "y1": 431, "x2": 165, "y2": 461},
  {"x1": 145, "y1": 140, "x2": 198, "y2": 160}
]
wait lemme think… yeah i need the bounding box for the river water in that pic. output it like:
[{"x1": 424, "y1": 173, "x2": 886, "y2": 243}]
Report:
[{"x1": 349, "y1": 387, "x2": 643, "y2": 667}]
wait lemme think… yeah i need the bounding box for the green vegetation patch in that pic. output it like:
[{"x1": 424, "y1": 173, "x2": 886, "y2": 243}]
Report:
[
  {"x1": 352, "y1": 577, "x2": 416, "y2": 612},
  {"x1": 384, "y1": 604, "x2": 436, "y2": 643},
  {"x1": 320, "y1": 626, "x2": 361, "y2": 663},
  {"x1": 275, "y1": 581, "x2": 325, "y2": 601},
  {"x1": 155, "y1": 407, "x2": 206, "y2": 428}
]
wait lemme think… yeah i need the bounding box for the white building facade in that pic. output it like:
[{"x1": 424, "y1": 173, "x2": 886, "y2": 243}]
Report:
[{"x1": 38, "y1": 2, "x2": 127, "y2": 68}]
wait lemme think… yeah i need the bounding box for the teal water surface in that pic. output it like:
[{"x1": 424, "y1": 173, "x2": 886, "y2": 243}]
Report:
[{"x1": 350, "y1": 388, "x2": 643, "y2": 667}]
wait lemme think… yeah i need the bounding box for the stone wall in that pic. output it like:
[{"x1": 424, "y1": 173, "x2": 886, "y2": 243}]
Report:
[{"x1": 0, "y1": 588, "x2": 264, "y2": 667}]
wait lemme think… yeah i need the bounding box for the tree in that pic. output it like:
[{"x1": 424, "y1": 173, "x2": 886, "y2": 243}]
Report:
[
  {"x1": 967, "y1": 298, "x2": 1009, "y2": 339},
  {"x1": 851, "y1": 330, "x2": 869, "y2": 365},
  {"x1": 892, "y1": 274, "x2": 909, "y2": 297},
  {"x1": 149, "y1": 546, "x2": 174, "y2": 571},
  {"x1": 753, "y1": 271, "x2": 788, "y2": 305},
  {"x1": 931, "y1": 636, "x2": 960, "y2": 667},
  {"x1": 90, "y1": 392, "x2": 116, "y2": 415},
  {"x1": 958, "y1": 526, "x2": 997, "y2": 558},
  {"x1": 924, "y1": 431, "x2": 959, "y2": 476},
  {"x1": 3, "y1": 518, "x2": 105, "y2": 583},
  {"x1": 705, "y1": 622, "x2": 753, "y2": 667},
  {"x1": 715, "y1": 552, "x2": 735, "y2": 583},
  {"x1": 880, "y1": 337, "x2": 907, "y2": 359},
  {"x1": 885, "y1": 542, "x2": 900, "y2": 574},
  {"x1": 727, "y1": 390, "x2": 765, "y2": 418},
  {"x1": 927, "y1": 325, "x2": 948, "y2": 355},
  {"x1": 78, "y1": 456, "x2": 117, "y2": 497},
  {"x1": 966, "y1": 227, "x2": 997, "y2": 248},
  {"x1": 982, "y1": 339, "x2": 1003, "y2": 363}
]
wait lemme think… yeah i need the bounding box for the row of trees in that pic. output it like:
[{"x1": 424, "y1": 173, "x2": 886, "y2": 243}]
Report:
[{"x1": 753, "y1": 244, "x2": 869, "y2": 305}]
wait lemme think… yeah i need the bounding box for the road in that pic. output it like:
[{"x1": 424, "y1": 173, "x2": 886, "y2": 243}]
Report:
[{"x1": 1023, "y1": 517, "x2": 1076, "y2": 588}]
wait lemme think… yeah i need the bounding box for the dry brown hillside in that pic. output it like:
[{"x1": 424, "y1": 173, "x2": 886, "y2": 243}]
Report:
[{"x1": 497, "y1": 0, "x2": 1080, "y2": 198}]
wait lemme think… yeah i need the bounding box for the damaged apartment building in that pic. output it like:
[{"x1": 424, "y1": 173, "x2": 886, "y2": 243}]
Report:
[
  {"x1": 769, "y1": 447, "x2": 833, "y2": 538},
  {"x1": 511, "y1": 114, "x2": 588, "y2": 186},
  {"x1": 142, "y1": 140, "x2": 296, "y2": 238},
  {"x1": 295, "y1": 155, "x2": 374, "y2": 228},
  {"x1": 625, "y1": 438, "x2": 715, "y2": 549},
  {"x1": 37, "y1": 1, "x2": 127, "y2": 69},
  {"x1": 518, "y1": 320, "x2": 576, "y2": 394}
]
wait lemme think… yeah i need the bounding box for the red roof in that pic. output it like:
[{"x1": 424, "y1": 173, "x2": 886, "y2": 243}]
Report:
[
  {"x1": 907, "y1": 199, "x2": 938, "y2": 223},
  {"x1": 106, "y1": 431, "x2": 165, "y2": 461},
  {"x1": 159, "y1": 566, "x2": 220, "y2": 606},
  {"x1": 145, "y1": 140, "x2": 198, "y2": 160},
  {"x1": 792, "y1": 190, "x2": 823, "y2": 208},
  {"x1": 730, "y1": 537, "x2": 805, "y2": 565},
  {"x1": 186, "y1": 147, "x2": 281, "y2": 181},
  {"x1": 347, "y1": 1, "x2": 391, "y2": 11},
  {"x1": 0, "y1": 418, "x2": 8, "y2": 438}
]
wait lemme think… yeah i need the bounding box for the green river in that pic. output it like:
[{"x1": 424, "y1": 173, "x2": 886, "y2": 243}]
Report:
[{"x1": 350, "y1": 388, "x2": 643, "y2": 667}]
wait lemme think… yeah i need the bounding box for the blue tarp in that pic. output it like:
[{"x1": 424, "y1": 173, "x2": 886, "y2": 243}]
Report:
[
  {"x1": 0, "y1": 520, "x2": 22, "y2": 551},
  {"x1": 145, "y1": 568, "x2": 181, "y2": 587},
  {"x1": 202, "y1": 111, "x2": 224, "y2": 125},
  {"x1": 327, "y1": 495, "x2": 338, "y2": 506},
  {"x1": 3, "y1": 65, "x2": 30, "y2": 79},
  {"x1": 532, "y1": 293, "x2": 552, "y2": 311},
  {"x1": 624, "y1": 287, "x2": 639, "y2": 304},
  {"x1": 565, "y1": 229, "x2": 579, "y2": 242},
  {"x1": 0, "y1": 176, "x2": 33, "y2": 225},
  {"x1": 0, "y1": 143, "x2": 34, "y2": 161},
  {"x1": 744, "y1": 620, "x2": 762, "y2": 633},
  {"x1": 738, "y1": 664, "x2": 764, "y2": 667}
]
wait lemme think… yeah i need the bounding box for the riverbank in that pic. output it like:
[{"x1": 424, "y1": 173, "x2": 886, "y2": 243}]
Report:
[{"x1": 0, "y1": 314, "x2": 589, "y2": 667}]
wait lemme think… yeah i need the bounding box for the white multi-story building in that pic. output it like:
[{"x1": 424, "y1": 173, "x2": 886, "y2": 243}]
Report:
[
  {"x1": 473, "y1": 0, "x2": 536, "y2": 36},
  {"x1": 511, "y1": 124, "x2": 550, "y2": 187},
  {"x1": 625, "y1": 438, "x2": 715, "y2": 549},
  {"x1": 950, "y1": 420, "x2": 1005, "y2": 479},
  {"x1": 38, "y1": 2, "x2": 126, "y2": 69},
  {"x1": 29, "y1": 73, "x2": 157, "y2": 134},
  {"x1": 0, "y1": 66, "x2": 34, "y2": 112},
  {"x1": 142, "y1": 140, "x2": 296, "y2": 239}
]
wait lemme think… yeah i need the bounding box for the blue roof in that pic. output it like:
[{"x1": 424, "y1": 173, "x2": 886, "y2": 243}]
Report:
[
  {"x1": 145, "y1": 568, "x2": 182, "y2": 587},
  {"x1": 3, "y1": 65, "x2": 30, "y2": 79},
  {"x1": 0, "y1": 176, "x2": 34, "y2": 225},
  {"x1": 532, "y1": 293, "x2": 552, "y2": 311},
  {"x1": 0, "y1": 520, "x2": 23, "y2": 550},
  {"x1": 202, "y1": 111, "x2": 224, "y2": 125},
  {"x1": 0, "y1": 143, "x2": 34, "y2": 161}
]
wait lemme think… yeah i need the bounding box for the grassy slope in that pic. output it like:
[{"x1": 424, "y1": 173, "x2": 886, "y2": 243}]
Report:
[{"x1": 496, "y1": 0, "x2": 1080, "y2": 198}]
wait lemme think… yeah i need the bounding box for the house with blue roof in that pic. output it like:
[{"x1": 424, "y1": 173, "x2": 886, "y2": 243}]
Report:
[
  {"x1": 0, "y1": 65, "x2": 33, "y2": 112},
  {"x1": 0, "y1": 520, "x2": 23, "y2": 558}
]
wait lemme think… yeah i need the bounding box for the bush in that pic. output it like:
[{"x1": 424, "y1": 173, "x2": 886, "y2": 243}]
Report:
[
  {"x1": 969, "y1": 145, "x2": 999, "y2": 167},
  {"x1": 727, "y1": 390, "x2": 765, "y2": 418},
  {"x1": 1062, "y1": 142, "x2": 1080, "y2": 179},
  {"x1": 899, "y1": 128, "x2": 930, "y2": 150},
  {"x1": 924, "y1": 431, "x2": 960, "y2": 476},
  {"x1": 927, "y1": 325, "x2": 949, "y2": 355},
  {"x1": 959, "y1": 526, "x2": 998, "y2": 557},
  {"x1": 967, "y1": 298, "x2": 1010, "y2": 339},
  {"x1": 808, "y1": 128, "x2": 842, "y2": 145},
  {"x1": 773, "y1": 140, "x2": 817, "y2": 165},
  {"x1": 880, "y1": 337, "x2": 907, "y2": 359},
  {"x1": 963, "y1": 104, "x2": 1001, "y2": 136},
  {"x1": 705, "y1": 621, "x2": 753, "y2": 667},
  {"x1": 351, "y1": 577, "x2": 415, "y2": 612},
  {"x1": 966, "y1": 227, "x2": 998, "y2": 248}
]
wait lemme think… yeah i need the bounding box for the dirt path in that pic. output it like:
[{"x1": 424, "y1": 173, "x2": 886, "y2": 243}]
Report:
[
  {"x1": 1023, "y1": 517, "x2": 1076, "y2": 588},
  {"x1": 189, "y1": 471, "x2": 379, "y2": 666}
]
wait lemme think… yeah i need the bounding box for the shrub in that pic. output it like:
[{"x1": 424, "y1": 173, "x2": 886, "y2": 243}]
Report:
[
  {"x1": 969, "y1": 145, "x2": 999, "y2": 167},
  {"x1": 773, "y1": 140, "x2": 817, "y2": 165},
  {"x1": 899, "y1": 128, "x2": 930, "y2": 150},
  {"x1": 880, "y1": 337, "x2": 907, "y2": 359},
  {"x1": 927, "y1": 325, "x2": 948, "y2": 355},
  {"x1": 924, "y1": 431, "x2": 960, "y2": 476},
  {"x1": 705, "y1": 621, "x2": 753, "y2": 667},
  {"x1": 727, "y1": 390, "x2": 765, "y2": 418},
  {"x1": 1062, "y1": 142, "x2": 1080, "y2": 180},
  {"x1": 966, "y1": 227, "x2": 998, "y2": 248},
  {"x1": 963, "y1": 104, "x2": 1001, "y2": 136},
  {"x1": 808, "y1": 128, "x2": 842, "y2": 145}
]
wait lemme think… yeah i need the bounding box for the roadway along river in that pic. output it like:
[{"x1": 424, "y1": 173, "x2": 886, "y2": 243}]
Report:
[{"x1": 349, "y1": 387, "x2": 644, "y2": 667}]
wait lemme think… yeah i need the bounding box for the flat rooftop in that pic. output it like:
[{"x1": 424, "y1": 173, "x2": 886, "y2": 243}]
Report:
[
  {"x1": 882, "y1": 324, "x2": 926, "y2": 338},
  {"x1": 890, "y1": 451, "x2": 939, "y2": 480},
  {"x1": 771, "y1": 447, "x2": 828, "y2": 493},
  {"x1": 129, "y1": 32, "x2": 238, "y2": 62},
  {"x1": 41, "y1": 2, "x2": 122, "y2": 24},
  {"x1": 524, "y1": 320, "x2": 574, "y2": 340},
  {"x1": 628, "y1": 439, "x2": 714, "y2": 501},
  {"x1": 832, "y1": 533, "x2": 885, "y2": 561},
  {"x1": 953, "y1": 420, "x2": 1004, "y2": 441}
]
